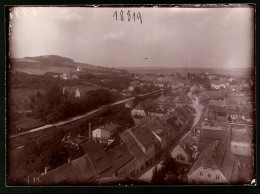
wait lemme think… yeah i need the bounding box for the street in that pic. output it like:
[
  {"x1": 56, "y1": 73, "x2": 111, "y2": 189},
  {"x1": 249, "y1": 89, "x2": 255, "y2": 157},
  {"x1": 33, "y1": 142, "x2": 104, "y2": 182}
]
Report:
[{"x1": 138, "y1": 91, "x2": 204, "y2": 182}]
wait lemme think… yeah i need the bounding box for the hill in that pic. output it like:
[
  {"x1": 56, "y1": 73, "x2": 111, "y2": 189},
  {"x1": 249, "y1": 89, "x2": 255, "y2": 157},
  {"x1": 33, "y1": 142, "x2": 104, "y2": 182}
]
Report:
[{"x1": 9, "y1": 55, "x2": 123, "y2": 75}]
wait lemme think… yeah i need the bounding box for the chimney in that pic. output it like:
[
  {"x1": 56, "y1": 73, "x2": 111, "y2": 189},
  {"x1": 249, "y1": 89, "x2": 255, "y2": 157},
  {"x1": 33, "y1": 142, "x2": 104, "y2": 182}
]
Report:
[
  {"x1": 89, "y1": 123, "x2": 92, "y2": 141},
  {"x1": 44, "y1": 167, "x2": 48, "y2": 174},
  {"x1": 68, "y1": 157, "x2": 71, "y2": 163}
]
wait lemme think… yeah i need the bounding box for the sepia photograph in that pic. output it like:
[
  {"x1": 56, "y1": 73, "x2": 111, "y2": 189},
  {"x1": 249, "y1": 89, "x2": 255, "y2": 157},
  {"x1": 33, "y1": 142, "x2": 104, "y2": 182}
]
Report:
[{"x1": 7, "y1": 5, "x2": 255, "y2": 186}]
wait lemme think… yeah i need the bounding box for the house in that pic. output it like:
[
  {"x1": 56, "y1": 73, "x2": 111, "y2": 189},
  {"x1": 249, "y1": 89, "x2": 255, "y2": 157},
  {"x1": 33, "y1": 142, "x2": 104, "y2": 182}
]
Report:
[
  {"x1": 156, "y1": 94, "x2": 175, "y2": 112},
  {"x1": 207, "y1": 105, "x2": 227, "y2": 122},
  {"x1": 171, "y1": 143, "x2": 193, "y2": 163},
  {"x1": 119, "y1": 130, "x2": 146, "y2": 175},
  {"x1": 121, "y1": 89, "x2": 132, "y2": 98},
  {"x1": 210, "y1": 80, "x2": 229, "y2": 90},
  {"x1": 129, "y1": 125, "x2": 160, "y2": 166},
  {"x1": 62, "y1": 84, "x2": 103, "y2": 98},
  {"x1": 81, "y1": 141, "x2": 113, "y2": 178},
  {"x1": 107, "y1": 143, "x2": 135, "y2": 178},
  {"x1": 230, "y1": 125, "x2": 252, "y2": 156},
  {"x1": 227, "y1": 107, "x2": 254, "y2": 124},
  {"x1": 34, "y1": 154, "x2": 96, "y2": 185},
  {"x1": 131, "y1": 98, "x2": 157, "y2": 117},
  {"x1": 198, "y1": 121, "x2": 230, "y2": 152},
  {"x1": 146, "y1": 104, "x2": 167, "y2": 117},
  {"x1": 128, "y1": 85, "x2": 141, "y2": 92},
  {"x1": 173, "y1": 90, "x2": 192, "y2": 106},
  {"x1": 71, "y1": 75, "x2": 79, "y2": 80},
  {"x1": 92, "y1": 123, "x2": 120, "y2": 143},
  {"x1": 140, "y1": 116, "x2": 171, "y2": 149},
  {"x1": 154, "y1": 81, "x2": 166, "y2": 88},
  {"x1": 187, "y1": 140, "x2": 239, "y2": 184}
]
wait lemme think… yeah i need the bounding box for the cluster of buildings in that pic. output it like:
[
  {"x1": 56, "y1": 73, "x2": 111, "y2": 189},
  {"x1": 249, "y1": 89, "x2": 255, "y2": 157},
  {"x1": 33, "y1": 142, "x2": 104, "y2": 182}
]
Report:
[
  {"x1": 26, "y1": 71, "x2": 254, "y2": 185},
  {"x1": 52, "y1": 66, "x2": 82, "y2": 80},
  {"x1": 27, "y1": 88, "x2": 195, "y2": 185},
  {"x1": 169, "y1": 75, "x2": 254, "y2": 184}
]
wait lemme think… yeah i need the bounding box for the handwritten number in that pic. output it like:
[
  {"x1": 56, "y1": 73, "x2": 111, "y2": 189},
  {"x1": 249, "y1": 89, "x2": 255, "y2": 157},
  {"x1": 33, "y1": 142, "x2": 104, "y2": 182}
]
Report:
[
  {"x1": 113, "y1": 10, "x2": 142, "y2": 24},
  {"x1": 120, "y1": 10, "x2": 124, "y2": 21},
  {"x1": 113, "y1": 11, "x2": 117, "y2": 20},
  {"x1": 127, "y1": 10, "x2": 131, "y2": 22},
  {"x1": 137, "y1": 12, "x2": 142, "y2": 24}
]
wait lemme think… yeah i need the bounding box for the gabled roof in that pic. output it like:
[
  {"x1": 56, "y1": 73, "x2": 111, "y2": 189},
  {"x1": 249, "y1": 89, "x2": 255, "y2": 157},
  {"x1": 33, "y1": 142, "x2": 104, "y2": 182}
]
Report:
[
  {"x1": 165, "y1": 116, "x2": 182, "y2": 131},
  {"x1": 130, "y1": 125, "x2": 157, "y2": 149},
  {"x1": 107, "y1": 143, "x2": 134, "y2": 171},
  {"x1": 173, "y1": 91, "x2": 192, "y2": 103},
  {"x1": 188, "y1": 140, "x2": 239, "y2": 183},
  {"x1": 144, "y1": 116, "x2": 171, "y2": 137},
  {"x1": 81, "y1": 141, "x2": 112, "y2": 175},
  {"x1": 198, "y1": 122, "x2": 229, "y2": 151},
  {"x1": 39, "y1": 155, "x2": 96, "y2": 185},
  {"x1": 119, "y1": 131, "x2": 145, "y2": 160}
]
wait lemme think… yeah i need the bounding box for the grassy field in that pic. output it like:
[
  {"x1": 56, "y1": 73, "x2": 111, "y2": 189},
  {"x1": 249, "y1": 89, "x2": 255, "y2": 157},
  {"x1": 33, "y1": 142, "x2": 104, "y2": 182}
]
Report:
[{"x1": 9, "y1": 88, "x2": 46, "y2": 103}]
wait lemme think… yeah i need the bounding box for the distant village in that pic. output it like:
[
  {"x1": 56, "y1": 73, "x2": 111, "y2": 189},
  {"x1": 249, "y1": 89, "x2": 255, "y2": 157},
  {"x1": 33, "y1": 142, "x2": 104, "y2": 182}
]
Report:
[{"x1": 10, "y1": 65, "x2": 255, "y2": 185}]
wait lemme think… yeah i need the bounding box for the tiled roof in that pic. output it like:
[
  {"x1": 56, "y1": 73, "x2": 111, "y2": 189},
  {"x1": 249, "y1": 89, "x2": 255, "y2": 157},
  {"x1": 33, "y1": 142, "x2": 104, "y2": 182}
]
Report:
[
  {"x1": 188, "y1": 140, "x2": 239, "y2": 183},
  {"x1": 81, "y1": 141, "x2": 112, "y2": 175},
  {"x1": 39, "y1": 155, "x2": 96, "y2": 185},
  {"x1": 119, "y1": 131, "x2": 145, "y2": 160},
  {"x1": 165, "y1": 116, "x2": 182, "y2": 130},
  {"x1": 198, "y1": 122, "x2": 230, "y2": 151},
  {"x1": 130, "y1": 125, "x2": 157, "y2": 149},
  {"x1": 145, "y1": 117, "x2": 170, "y2": 137},
  {"x1": 173, "y1": 91, "x2": 192, "y2": 103},
  {"x1": 107, "y1": 143, "x2": 134, "y2": 171}
]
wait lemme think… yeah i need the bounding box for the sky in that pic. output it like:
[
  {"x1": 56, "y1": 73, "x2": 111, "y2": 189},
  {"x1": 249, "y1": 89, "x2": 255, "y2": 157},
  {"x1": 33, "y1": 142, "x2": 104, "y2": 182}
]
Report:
[{"x1": 9, "y1": 6, "x2": 254, "y2": 68}]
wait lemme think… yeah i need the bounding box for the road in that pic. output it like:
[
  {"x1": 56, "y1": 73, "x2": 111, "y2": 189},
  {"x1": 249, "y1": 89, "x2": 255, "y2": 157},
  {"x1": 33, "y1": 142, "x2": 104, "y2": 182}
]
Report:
[
  {"x1": 10, "y1": 89, "x2": 165, "y2": 139},
  {"x1": 138, "y1": 91, "x2": 204, "y2": 182}
]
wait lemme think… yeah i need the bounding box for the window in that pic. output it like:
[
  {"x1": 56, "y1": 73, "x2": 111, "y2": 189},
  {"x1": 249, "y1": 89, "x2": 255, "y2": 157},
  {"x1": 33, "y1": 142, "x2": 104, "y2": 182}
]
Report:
[
  {"x1": 216, "y1": 175, "x2": 220, "y2": 180},
  {"x1": 200, "y1": 172, "x2": 203, "y2": 176},
  {"x1": 208, "y1": 173, "x2": 211, "y2": 178}
]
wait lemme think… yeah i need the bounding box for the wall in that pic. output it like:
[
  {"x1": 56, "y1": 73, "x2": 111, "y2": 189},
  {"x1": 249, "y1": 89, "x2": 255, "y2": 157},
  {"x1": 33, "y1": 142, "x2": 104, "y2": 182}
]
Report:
[
  {"x1": 188, "y1": 166, "x2": 229, "y2": 184},
  {"x1": 231, "y1": 141, "x2": 251, "y2": 156}
]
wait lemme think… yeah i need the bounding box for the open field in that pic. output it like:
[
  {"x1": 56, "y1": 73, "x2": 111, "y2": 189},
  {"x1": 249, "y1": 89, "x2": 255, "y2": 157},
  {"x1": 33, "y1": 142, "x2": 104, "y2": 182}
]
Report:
[{"x1": 9, "y1": 88, "x2": 46, "y2": 103}]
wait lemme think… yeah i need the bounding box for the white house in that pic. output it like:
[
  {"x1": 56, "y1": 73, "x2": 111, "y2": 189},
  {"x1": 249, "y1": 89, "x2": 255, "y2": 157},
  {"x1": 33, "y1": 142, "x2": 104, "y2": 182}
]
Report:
[{"x1": 92, "y1": 123, "x2": 120, "y2": 141}]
